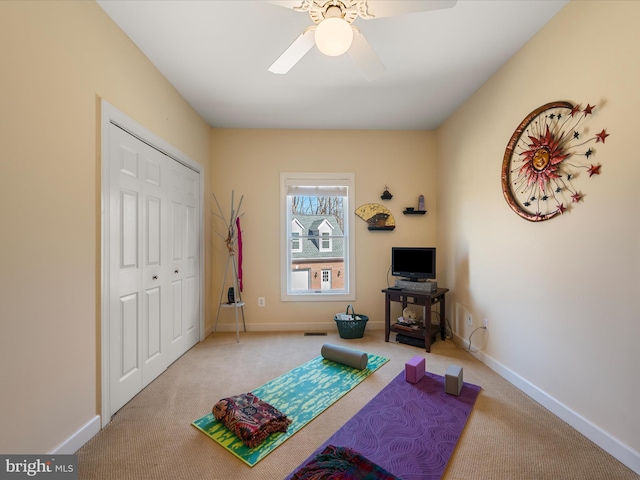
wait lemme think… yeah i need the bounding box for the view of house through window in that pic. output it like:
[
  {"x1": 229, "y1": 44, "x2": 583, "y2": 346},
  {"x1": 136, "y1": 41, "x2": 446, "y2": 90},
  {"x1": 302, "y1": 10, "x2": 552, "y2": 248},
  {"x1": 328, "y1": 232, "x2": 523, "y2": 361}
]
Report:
[{"x1": 280, "y1": 173, "x2": 355, "y2": 301}]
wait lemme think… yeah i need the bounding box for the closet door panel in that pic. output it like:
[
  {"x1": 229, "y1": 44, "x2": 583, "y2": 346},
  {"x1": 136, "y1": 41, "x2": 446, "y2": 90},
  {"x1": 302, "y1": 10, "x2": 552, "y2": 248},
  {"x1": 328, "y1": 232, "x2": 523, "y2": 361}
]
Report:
[
  {"x1": 166, "y1": 165, "x2": 185, "y2": 364},
  {"x1": 109, "y1": 126, "x2": 144, "y2": 414},
  {"x1": 108, "y1": 121, "x2": 201, "y2": 415},
  {"x1": 141, "y1": 148, "x2": 167, "y2": 386},
  {"x1": 183, "y1": 169, "x2": 200, "y2": 345}
]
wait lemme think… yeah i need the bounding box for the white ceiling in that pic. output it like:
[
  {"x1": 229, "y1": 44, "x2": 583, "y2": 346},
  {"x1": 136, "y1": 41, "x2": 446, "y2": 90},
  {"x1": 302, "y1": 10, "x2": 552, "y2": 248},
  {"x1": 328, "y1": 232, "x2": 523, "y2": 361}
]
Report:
[{"x1": 96, "y1": 0, "x2": 568, "y2": 130}]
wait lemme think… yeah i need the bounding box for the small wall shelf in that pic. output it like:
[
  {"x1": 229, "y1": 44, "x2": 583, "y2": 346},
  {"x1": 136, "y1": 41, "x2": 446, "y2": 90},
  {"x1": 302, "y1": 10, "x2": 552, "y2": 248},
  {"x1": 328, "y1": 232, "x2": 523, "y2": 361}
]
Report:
[
  {"x1": 403, "y1": 210, "x2": 427, "y2": 215},
  {"x1": 368, "y1": 225, "x2": 396, "y2": 231}
]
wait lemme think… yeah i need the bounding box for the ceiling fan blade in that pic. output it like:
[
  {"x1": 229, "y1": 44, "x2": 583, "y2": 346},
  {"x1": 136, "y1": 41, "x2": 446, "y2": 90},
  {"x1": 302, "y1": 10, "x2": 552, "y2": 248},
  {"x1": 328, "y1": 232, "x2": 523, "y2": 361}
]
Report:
[
  {"x1": 264, "y1": 1, "x2": 310, "y2": 11},
  {"x1": 348, "y1": 28, "x2": 386, "y2": 81},
  {"x1": 268, "y1": 28, "x2": 316, "y2": 74},
  {"x1": 361, "y1": 0, "x2": 457, "y2": 19}
]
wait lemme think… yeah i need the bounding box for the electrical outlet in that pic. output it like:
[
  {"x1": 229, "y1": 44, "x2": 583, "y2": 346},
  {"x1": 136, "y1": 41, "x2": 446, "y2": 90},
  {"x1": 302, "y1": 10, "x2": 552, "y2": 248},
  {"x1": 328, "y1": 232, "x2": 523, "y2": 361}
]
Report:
[
  {"x1": 483, "y1": 318, "x2": 489, "y2": 330},
  {"x1": 258, "y1": 297, "x2": 265, "y2": 307},
  {"x1": 466, "y1": 313, "x2": 472, "y2": 326}
]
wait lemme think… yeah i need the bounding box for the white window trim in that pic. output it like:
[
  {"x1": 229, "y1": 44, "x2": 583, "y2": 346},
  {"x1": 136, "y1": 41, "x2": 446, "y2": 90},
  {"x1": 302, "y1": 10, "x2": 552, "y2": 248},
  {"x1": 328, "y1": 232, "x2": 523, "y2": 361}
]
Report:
[{"x1": 280, "y1": 172, "x2": 356, "y2": 302}]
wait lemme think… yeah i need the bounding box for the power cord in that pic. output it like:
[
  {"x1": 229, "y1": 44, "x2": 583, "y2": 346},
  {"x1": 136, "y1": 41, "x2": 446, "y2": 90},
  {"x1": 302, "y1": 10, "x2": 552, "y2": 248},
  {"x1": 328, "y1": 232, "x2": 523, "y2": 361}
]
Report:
[
  {"x1": 430, "y1": 309, "x2": 487, "y2": 352},
  {"x1": 445, "y1": 316, "x2": 454, "y2": 339},
  {"x1": 467, "y1": 326, "x2": 488, "y2": 352},
  {"x1": 430, "y1": 310, "x2": 453, "y2": 339}
]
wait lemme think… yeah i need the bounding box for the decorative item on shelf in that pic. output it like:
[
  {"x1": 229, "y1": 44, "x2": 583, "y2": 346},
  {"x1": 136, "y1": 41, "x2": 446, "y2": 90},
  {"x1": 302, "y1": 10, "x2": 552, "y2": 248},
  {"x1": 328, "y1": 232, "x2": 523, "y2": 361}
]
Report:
[
  {"x1": 403, "y1": 194, "x2": 427, "y2": 215},
  {"x1": 394, "y1": 322, "x2": 420, "y2": 332},
  {"x1": 402, "y1": 307, "x2": 418, "y2": 323},
  {"x1": 403, "y1": 207, "x2": 426, "y2": 215},
  {"x1": 380, "y1": 186, "x2": 393, "y2": 200},
  {"x1": 395, "y1": 307, "x2": 420, "y2": 332},
  {"x1": 502, "y1": 100, "x2": 610, "y2": 222},
  {"x1": 355, "y1": 203, "x2": 395, "y2": 230}
]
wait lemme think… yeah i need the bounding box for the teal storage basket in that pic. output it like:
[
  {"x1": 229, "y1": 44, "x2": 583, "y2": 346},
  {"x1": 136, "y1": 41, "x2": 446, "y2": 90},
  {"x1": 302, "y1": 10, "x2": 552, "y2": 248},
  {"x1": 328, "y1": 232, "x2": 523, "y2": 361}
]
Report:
[{"x1": 334, "y1": 304, "x2": 369, "y2": 339}]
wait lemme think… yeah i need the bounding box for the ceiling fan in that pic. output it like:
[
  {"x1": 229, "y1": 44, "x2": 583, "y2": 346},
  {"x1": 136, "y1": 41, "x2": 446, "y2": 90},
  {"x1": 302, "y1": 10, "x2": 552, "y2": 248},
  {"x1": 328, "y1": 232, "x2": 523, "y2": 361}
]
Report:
[{"x1": 266, "y1": 0, "x2": 457, "y2": 80}]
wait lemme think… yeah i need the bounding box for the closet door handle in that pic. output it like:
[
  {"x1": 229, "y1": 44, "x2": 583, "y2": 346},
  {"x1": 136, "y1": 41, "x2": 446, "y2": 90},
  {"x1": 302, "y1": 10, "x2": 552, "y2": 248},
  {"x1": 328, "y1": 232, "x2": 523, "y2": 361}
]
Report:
[
  {"x1": 152, "y1": 275, "x2": 158, "y2": 280},
  {"x1": 174, "y1": 269, "x2": 179, "y2": 274}
]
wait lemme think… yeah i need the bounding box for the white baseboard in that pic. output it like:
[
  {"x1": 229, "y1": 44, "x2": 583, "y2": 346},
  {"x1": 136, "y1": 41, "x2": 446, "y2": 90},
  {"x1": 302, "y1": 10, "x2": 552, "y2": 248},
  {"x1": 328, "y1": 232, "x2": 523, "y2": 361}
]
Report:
[
  {"x1": 453, "y1": 333, "x2": 640, "y2": 475},
  {"x1": 49, "y1": 415, "x2": 101, "y2": 454},
  {"x1": 210, "y1": 321, "x2": 386, "y2": 333},
  {"x1": 203, "y1": 324, "x2": 213, "y2": 337}
]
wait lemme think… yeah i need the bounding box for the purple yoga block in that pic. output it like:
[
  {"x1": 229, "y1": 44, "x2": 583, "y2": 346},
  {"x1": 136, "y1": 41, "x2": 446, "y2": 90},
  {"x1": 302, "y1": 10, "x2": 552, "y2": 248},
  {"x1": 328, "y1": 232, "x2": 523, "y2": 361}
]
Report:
[{"x1": 405, "y1": 355, "x2": 425, "y2": 383}]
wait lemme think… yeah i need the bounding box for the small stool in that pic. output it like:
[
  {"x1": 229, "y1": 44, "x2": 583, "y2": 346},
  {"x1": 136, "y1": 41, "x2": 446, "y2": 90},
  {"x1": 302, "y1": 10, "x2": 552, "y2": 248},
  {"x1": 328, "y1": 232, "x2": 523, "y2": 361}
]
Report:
[
  {"x1": 405, "y1": 355, "x2": 425, "y2": 384},
  {"x1": 445, "y1": 365, "x2": 463, "y2": 396}
]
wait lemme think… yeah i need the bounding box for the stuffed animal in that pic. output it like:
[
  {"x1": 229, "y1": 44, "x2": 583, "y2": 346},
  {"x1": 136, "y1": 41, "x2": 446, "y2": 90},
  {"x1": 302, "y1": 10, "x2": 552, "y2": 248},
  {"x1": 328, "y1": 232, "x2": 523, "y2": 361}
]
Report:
[{"x1": 402, "y1": 307, "x2": 418, "y2": 324}]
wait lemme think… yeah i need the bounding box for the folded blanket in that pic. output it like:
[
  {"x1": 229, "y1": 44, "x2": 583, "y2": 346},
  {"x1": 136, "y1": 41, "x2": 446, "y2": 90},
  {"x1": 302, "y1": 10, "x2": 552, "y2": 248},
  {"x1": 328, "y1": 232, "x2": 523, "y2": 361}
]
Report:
[
  {"x1": 212, "y1": 392, "x2": 292, "y2": 448},
  {"x1": 291, "y1": 445, "x2": 400, "y2": 480}
]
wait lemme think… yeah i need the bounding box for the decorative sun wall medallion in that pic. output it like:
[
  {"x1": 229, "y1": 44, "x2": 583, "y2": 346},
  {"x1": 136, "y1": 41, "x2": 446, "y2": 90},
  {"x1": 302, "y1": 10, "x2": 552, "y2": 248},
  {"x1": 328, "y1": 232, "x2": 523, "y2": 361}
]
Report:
[{"x1": 502, "y1": 101, "x2": 610, "y2": 222}]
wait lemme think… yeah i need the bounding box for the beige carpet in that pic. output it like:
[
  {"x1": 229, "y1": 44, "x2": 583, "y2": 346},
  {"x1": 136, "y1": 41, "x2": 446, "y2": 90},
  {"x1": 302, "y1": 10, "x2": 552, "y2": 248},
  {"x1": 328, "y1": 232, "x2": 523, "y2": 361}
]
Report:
[{"x1": 77, "y1": 331, "x2": 638, "y2": 479}]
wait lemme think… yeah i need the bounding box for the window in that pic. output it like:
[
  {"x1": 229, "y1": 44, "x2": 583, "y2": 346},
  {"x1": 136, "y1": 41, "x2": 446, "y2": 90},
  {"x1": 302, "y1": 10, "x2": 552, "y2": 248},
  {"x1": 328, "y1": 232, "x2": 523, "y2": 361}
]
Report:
[
  {"x1": 320, "y1": 231, "x2": 331, "y2": 252},
  {"x1": 291, "y1": 219, "x2": 303, "y2": 252},
  {"x1": 292, "y1": 232, "x2": 300, "y2": 251},
  {"x1": 317, "y1": 219, "x2": 333, "y2": 252},
  {"x1": 281, "y1": 172, "x2": 355, "y2": 301}
]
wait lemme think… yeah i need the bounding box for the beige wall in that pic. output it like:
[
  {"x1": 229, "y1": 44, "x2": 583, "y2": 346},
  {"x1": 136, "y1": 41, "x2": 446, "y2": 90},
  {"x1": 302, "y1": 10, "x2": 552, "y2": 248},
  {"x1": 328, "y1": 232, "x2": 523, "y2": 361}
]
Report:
[
  {"x1": 209, "y1": 129, "x2": 437, "y2": 333},
  {"x1": 2, "y1": 0, "x2": 638, "y2": 471},
  {"x1": 437, "y1": 0, "x2": 639, "y2": 465},
  {"x1": 0, "y1": 1, "x2": 211, "y2": 453}
]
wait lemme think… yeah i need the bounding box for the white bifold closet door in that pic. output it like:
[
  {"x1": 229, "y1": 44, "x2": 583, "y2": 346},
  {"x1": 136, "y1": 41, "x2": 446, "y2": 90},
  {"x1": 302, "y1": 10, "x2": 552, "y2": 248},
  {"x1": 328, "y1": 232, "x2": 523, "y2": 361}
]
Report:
[{"x1": 108, "y1": 123, "x2": 200, "y2": 415}]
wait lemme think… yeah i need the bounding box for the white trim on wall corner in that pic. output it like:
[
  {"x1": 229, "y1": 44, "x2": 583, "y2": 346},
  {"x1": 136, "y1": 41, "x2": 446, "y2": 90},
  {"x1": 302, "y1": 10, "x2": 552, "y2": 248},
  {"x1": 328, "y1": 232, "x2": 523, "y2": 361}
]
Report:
[
  {"x1": 453, "y1": 333, "x2": 640, "y2": 476},
  {"x1": 49, "y1": 416, "x2": 100, "y2": 455}
]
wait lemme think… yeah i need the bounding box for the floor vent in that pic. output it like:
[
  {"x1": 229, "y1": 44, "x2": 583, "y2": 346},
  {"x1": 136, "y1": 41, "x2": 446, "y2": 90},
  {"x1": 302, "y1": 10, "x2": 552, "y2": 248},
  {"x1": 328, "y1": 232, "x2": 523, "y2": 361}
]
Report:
[{"x1": 304, "y1": 332, "x2": 327, "y2": 336}]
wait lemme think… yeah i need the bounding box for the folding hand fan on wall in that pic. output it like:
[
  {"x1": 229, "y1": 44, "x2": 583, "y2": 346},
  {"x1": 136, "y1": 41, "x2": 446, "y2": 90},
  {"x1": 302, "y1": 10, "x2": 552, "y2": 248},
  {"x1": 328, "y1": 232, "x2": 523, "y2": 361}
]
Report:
[{"x1": 266, "y1": 0, "x2": 457, "y2": 80}]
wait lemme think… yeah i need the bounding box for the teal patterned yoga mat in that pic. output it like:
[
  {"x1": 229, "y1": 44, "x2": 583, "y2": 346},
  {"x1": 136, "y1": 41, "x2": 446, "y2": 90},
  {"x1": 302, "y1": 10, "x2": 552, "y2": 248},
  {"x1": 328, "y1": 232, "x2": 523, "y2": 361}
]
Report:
[{"x1": 192, "y1": 353, "x2": 389, "y2": 467}]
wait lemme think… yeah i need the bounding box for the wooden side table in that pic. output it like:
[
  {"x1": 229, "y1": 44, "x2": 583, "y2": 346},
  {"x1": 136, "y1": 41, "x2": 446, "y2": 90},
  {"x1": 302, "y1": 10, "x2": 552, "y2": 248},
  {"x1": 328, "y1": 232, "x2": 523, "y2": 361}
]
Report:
[{"x1": 382, "y1": 287, "x2": 449, "y2": 352}]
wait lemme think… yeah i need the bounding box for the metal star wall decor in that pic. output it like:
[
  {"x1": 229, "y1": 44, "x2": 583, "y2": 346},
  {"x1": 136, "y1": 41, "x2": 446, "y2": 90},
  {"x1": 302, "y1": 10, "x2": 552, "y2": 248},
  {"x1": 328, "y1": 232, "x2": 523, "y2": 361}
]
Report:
[{"x1": 502, "y1": 101, "x2": 611, "y2": 222}]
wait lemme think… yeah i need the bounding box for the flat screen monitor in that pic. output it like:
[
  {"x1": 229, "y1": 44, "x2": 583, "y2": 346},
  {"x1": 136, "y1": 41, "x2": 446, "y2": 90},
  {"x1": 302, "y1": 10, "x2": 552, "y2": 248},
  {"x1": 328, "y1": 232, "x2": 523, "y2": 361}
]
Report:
[{"x1": 391, "y1": 247, "x2": 436, "y2": 281}]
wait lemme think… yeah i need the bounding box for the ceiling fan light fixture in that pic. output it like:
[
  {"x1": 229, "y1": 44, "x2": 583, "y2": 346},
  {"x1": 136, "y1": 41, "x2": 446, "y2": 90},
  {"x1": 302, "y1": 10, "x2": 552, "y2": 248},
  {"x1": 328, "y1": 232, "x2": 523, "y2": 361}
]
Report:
[{"x1": 314, "y1": 17, "x2": 353, "y2": 57}]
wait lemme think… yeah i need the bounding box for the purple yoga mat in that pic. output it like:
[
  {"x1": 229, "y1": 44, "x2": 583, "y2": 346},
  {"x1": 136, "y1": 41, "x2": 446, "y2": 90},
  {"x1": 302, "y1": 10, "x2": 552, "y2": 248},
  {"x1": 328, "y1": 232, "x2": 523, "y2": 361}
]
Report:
[{"x1": 287, "y1": 371, "x2": 481, "y2": 480}]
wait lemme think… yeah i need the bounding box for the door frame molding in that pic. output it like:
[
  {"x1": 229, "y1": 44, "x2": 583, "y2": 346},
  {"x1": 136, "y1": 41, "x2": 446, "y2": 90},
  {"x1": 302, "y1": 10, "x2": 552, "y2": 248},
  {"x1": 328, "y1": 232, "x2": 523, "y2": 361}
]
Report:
[{"x1": 100, "y1": 99, "x2": 205, "y2": 427}]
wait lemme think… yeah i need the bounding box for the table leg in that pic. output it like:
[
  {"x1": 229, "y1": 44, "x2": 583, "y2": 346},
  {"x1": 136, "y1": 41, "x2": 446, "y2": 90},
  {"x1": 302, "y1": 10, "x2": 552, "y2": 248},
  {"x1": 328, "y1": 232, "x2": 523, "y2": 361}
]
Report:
[
  {"x1": 424, "y1": 304, "x2": 432, "y2": 353},
  {"x1": 440, "y1": 294, "x2": 446, "y2": 340},
  {"x1": 384, "y1": 294, "x2": 391, "y2": 342}
]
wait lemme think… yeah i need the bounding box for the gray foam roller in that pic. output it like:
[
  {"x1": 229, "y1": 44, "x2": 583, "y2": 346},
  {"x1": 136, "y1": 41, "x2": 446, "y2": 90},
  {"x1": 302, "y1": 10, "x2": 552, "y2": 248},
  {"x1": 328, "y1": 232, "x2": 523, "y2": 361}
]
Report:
[{"x1": 321, "y1": 343, "x2": 368, "y2": 370}]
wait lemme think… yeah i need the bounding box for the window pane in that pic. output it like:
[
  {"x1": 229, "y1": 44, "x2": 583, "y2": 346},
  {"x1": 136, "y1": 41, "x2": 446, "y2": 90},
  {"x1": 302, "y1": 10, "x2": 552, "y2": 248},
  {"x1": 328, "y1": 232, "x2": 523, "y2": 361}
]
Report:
[
  {"x1": 281, "y1": 173, "x2": 354, "y2": 301},
  {"x1": 321, "y1": 232, "x2": 330, "y2": 250},
  {"x1": 289, "y1": 197, "x2": 344, "y2": 292}
]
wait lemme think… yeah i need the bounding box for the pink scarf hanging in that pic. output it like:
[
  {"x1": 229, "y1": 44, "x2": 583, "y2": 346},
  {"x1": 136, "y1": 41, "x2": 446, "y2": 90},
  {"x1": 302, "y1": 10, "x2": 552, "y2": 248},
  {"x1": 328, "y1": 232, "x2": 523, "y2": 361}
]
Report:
[{"x1": 236, "y1": 217, "x2": 243, "y2": 292}]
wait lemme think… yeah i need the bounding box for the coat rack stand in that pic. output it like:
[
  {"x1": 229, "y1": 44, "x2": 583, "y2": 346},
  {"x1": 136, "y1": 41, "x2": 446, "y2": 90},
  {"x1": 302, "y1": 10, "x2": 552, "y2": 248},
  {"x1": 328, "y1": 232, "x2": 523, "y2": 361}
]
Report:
[{"x1": 213, "y1": 191, "x2": 246, "y2": 343}]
